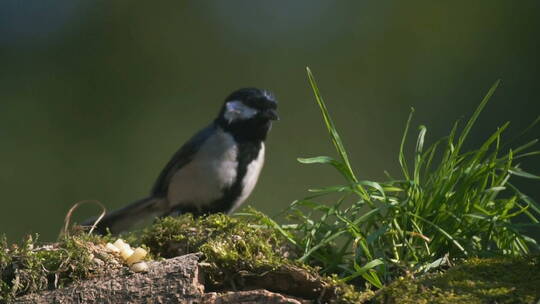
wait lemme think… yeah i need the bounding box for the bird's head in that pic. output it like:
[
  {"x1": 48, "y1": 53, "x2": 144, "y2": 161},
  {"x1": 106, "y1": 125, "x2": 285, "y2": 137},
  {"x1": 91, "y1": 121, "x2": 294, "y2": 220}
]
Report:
[{"x1": 217, "y1": 88, "x2": 278, "y2": 141}]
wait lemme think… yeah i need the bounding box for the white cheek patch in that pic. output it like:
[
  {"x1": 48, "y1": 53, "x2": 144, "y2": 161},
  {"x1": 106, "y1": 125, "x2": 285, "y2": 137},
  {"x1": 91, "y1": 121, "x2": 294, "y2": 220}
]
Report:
[{"x1": 224, "y1": 100, "x2": 258, "y2": 123}]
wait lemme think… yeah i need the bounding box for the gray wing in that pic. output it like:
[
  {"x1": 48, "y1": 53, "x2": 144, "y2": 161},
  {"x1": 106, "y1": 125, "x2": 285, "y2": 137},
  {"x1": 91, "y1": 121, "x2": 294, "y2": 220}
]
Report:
[{"x1": 150, "y1": 123, "x2": 216, "y2": 197}]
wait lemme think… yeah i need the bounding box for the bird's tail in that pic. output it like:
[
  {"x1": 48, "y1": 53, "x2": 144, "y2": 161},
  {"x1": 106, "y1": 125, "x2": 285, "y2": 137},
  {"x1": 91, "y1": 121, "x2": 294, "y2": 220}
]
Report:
[{"x1": 81, "y1": 197, "x2": 167, "y2": 235}]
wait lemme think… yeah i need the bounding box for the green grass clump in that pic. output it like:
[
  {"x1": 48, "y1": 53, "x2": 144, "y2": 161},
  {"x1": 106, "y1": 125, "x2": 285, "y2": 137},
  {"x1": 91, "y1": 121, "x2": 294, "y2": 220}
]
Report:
[
  {"x1": 268, "y1": 68, "x2": 540, "y2": 288},
  {"x1": 372, "y1": 255, "x2": 540, "y2": 303},
  {"x1": 0, "y1": 233, "x2": 117, "y2": 302}
]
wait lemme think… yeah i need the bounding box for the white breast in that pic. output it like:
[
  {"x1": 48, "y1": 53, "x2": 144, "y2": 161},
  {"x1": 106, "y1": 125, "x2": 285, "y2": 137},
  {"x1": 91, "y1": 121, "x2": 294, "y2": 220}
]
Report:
[
  {"x1": 167, "y1": 128, "x2": 238, "y2": 209},
  {"x1": 229, "y1": 143, "x2": 265, "y2": 213}
]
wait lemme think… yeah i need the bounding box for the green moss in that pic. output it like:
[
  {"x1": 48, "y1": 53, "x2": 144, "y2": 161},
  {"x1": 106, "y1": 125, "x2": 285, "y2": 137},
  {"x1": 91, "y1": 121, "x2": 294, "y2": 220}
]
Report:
[
  {"x1": 0, "y1": 233, "x2": 118, "y2": 302},
  {"x1": 140, "y1": 213, "x2": 294, "y2": 284},
  {"x1": 373, "y1": 255, "x2": 540, "y2": 304},
  {"x1": 323, "y1": 274, "x2": 375, "y2": 304}
]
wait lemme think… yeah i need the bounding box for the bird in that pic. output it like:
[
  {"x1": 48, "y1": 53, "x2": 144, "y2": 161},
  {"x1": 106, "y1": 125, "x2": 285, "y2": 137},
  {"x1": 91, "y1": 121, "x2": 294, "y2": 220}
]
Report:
[{"x1": 83, "y1": 88, "x2": 278, "y2": 234}]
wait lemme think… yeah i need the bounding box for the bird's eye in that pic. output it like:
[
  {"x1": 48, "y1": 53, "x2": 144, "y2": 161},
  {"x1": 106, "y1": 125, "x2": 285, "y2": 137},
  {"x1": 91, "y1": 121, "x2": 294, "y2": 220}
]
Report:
[{"x1": 224, "y1": 100, "x2": 258, "y2": 123}]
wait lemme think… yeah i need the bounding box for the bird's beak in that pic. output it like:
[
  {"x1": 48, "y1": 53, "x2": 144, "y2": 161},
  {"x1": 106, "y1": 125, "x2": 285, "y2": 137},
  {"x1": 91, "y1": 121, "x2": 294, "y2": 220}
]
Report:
[{"x1": 263, "y1": 109, "x2": 279, "y2": 121}]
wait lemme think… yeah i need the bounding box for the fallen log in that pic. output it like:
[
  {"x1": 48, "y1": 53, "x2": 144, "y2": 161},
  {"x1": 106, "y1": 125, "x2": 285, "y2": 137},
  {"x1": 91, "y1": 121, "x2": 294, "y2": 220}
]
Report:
[{"x1": 15, "y1": 254, "x2": 312, "y2": 304}]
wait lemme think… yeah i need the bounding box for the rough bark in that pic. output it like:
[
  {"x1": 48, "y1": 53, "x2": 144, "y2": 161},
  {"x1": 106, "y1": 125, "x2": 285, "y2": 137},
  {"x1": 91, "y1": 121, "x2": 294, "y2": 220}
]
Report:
[
  {"x1": 14, "y1": 254, "x2": 314, "y2": 304},
  {"x1": 15, "y1": 254, "x2": 203, "y2": 304},
  {"x1": 202, "y1": 290, "x2": 310, "y2": 304},
  {"x1": 211, "y1": 265, "x2": 328, "y2": 301}
]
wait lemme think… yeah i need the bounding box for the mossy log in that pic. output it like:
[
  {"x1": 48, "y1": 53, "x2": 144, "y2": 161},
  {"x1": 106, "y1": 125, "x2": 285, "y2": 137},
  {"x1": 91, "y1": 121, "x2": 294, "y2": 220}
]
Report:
[
  {"x1": 15, "y1": 254, "x2": 203, "y2": 303},
  {"x1": 14, "y1": 253, "x2": 314, "y2": 304},
  {"x1": 3, "y1": 214, "x2": 366, "y2": 303}
]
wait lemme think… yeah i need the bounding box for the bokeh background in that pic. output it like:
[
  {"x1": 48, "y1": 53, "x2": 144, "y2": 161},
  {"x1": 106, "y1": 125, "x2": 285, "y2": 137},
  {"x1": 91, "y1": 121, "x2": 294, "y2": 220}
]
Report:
[{"x1": 1, "y1": 1, "x2": 539, "y2": 241}]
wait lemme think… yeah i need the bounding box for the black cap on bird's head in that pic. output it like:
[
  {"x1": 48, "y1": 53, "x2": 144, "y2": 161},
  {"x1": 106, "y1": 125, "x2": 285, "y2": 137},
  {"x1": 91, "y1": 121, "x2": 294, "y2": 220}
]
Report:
[{"x1": 217, "y1": 88, "x2": 278, "y2": 141}]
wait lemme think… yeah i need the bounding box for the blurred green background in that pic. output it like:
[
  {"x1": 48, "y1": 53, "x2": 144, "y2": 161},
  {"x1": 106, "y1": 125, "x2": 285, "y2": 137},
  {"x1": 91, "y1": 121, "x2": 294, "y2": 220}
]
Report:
[{"x1": 1, "y1": 1, "x2": 539, "y2": 241}]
